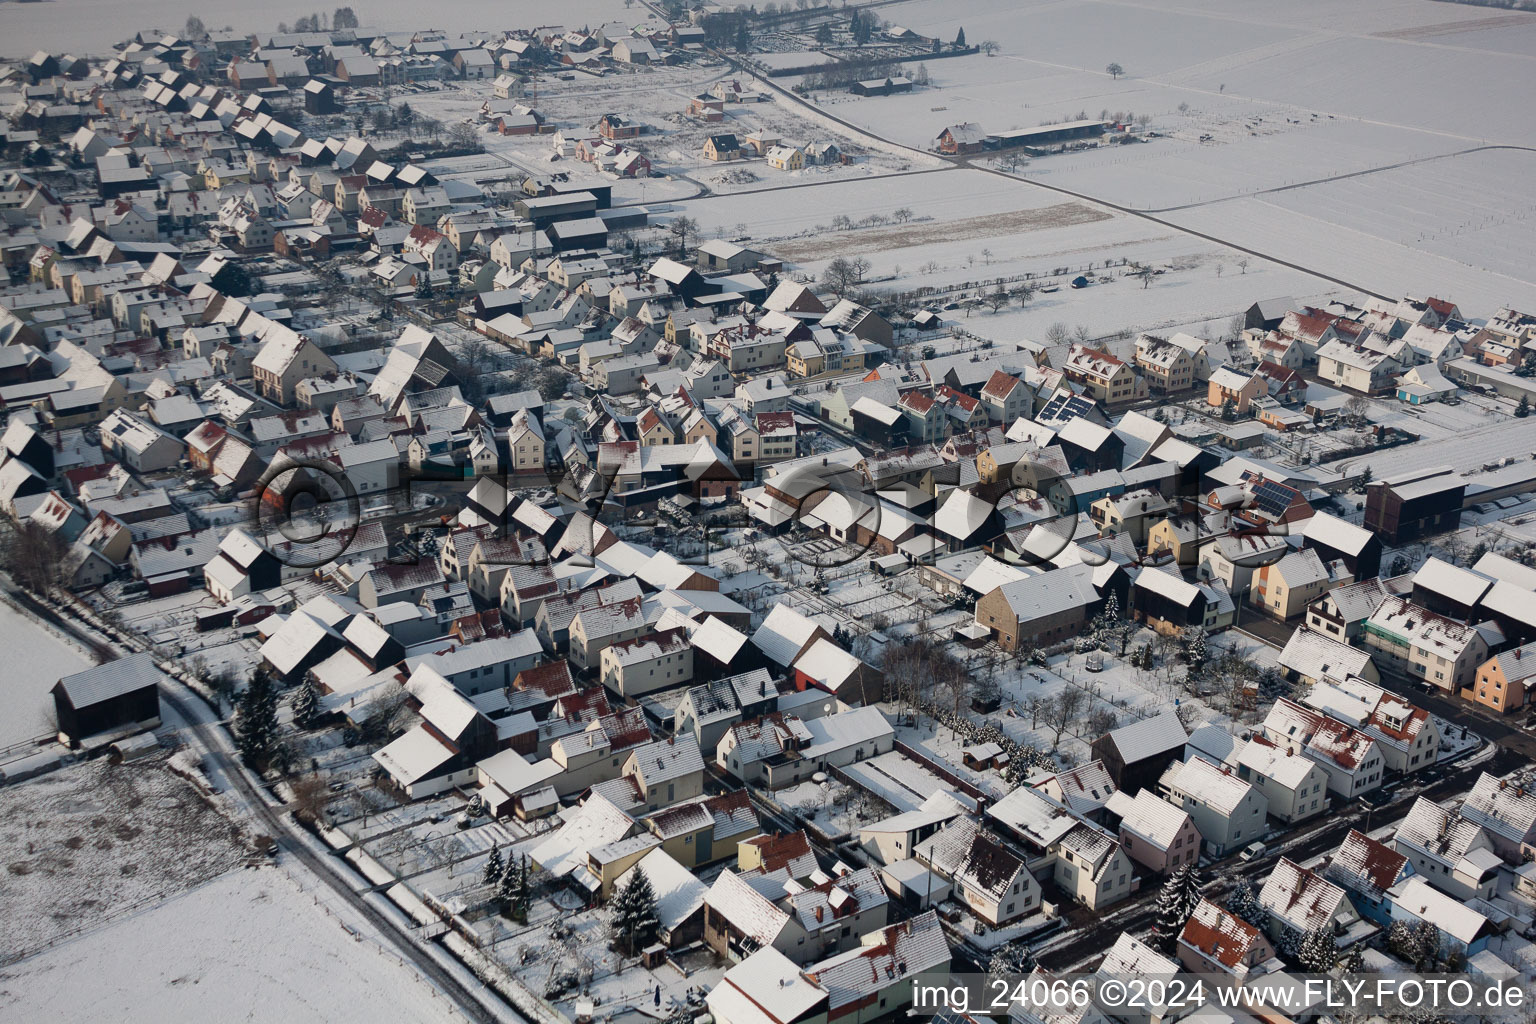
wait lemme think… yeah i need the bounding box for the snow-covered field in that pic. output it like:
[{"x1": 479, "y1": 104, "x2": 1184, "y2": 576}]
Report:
[
  {"x1": 775, "y1": 0, "x2": 1536, "y2": 311},
  {"x1": 0, "y1": 867, "x2": 465, "y2": 1023},
  {"x1": 0, "y1": 755, "x2": 244, "y2": 958},
  {"x1": 0, "y1": 597, "x2": 93, "y2": 748},
  {"x1": 0, "y1": 0, "x2": 638, "y2": 56}
]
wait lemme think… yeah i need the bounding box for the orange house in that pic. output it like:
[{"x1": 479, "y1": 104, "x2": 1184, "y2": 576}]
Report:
[{"x1": 1467, "y1": 642, "x2": 1536, "y2": 714}]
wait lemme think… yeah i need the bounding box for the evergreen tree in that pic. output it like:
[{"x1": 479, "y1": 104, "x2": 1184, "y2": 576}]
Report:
[
  {"x1": 235, "y1": 668, "x2": 279, "y2": 766},
  {"x1": 290, "y1": 678, "x2": 319, "y2": 728},
  {"x1": 1517, "y1": 395, "x2": 1531, "y2": 418},
  {"x1": 1220, "y1": 397, "x2": 1238, "y2": 422},
  {"x1": 514, "y1": 853, "x2": 530, "y2": 922},
  {"x1": 496, "y1": 854, "x2": 520, "y2": 912},
  {"x1": 1152, "y1": 864, "x2": 1202, "y2": 951},
  {"x1": 483, "y1": 844, "x2": 504, "y2": 887},
  {"x1": 955, "y1": 27, "x2": 966, "y2": 48},
  {"x1": 613, "y1": 867, "x2": 660, "y2": 954},
  {"x1": 1224, "y1": 879, "x2": 1265, "y2": 927},
  {"x1": 466, "y1": 793, "x2": 486, "y2": 819},
  {"x1": 1182, "y1": 626, "x2": 1208, "y2": 670},
  {"x1": 1342, "y1": 944, "x2": 1365, "y2": 975},
  {"x1": 1410, "y1": 920, "x2": 1442, "y2": 969},
  {"x1": 1296, "y1": 927, "x2": 1339, "y2": 972}
]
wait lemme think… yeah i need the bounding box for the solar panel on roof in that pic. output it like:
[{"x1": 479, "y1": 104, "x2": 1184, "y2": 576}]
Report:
[{"x1": 1253, "y1": 480, "x2": 1293, "y2": 518}]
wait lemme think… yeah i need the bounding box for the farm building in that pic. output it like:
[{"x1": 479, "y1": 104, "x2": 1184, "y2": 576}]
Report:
[
  {"x1": 984, "y1": 119, "x2": 1110, "y2": 150},
  {"x1": 51, "y1": 651, "x2": 163, "y2": 745},
  {"x1": 851, "y1": 76, "x2": 912, "y2": 97}
]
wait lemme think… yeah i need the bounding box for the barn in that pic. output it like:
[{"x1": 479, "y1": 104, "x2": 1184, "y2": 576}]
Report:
[{"x1": 51, "y1": 652, "x2": 163, "y2": 745}]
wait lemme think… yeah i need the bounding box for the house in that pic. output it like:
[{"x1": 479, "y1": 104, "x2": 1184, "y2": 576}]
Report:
[
  {"x1": 1324, "y1": 828, "x2": 1414, "y2": 927},
  {"x1": 372, "y1": 669, "x2": 503, "y2": 799},
  {"x1": 706, "y1": 946, "x2": 827, "y2": 1024},
  {"x1": 1302, "y1": 511, "x2": 1382, "y2": 581},
  {"x1": 1104, "y1": 788, "x2": 1200, "y2": 875},
  {"x1": 800, "y1": 911, "x2": 950, "y2": 1024},
  {"x1": 850, "y1": 76, "x2": 913, "y2": 97},
  {"x1": 913, "y1": 816, "x2": 1040, "y2": 927},
  {"x1": 973, "y1": 563, "x2": 1102, "y2": 651},
  {"x1": 985, "y1": 785, "x2": 1133, "y2": 909},
  {"x1": 1315, "y1": 337, "x2": 1405, "y2": 394},
  {"x1": 251, "y1": 329, "x2": 338, "y2": 406},
  {"x1": 99, "y1": 408, "x2": 184, "y2": 472},
  {"x1": 766, "y1": 146, "x2": 804, "y2": 171},
  {"x1": 858, "y1": 797, "x2": 966, "y2": 867},
  {"x1": 1392, "y1": 797, "x2": 1500, "y2": 900},
  {"x1": 51, "y1": 651, "x2": 162, "y2": 745},
  {"x1": 642, "y1": 791, "x2": 761, "y2": 870},
  {"x1": 1460, "y1": 772, "x2": 1536, "y2": 861},
  {"x1": 1387, "y1": 876, "x2": 1497, "y2": 956},
  {"x1": 1231, "y1": 735, "x2": 1329, "y2": 823},
  {"x1": 1134, "y1": 334, "x2": 1198, "y2": 394},
  {"x1": 1260, "y1": 699, "x2": 1384, "y2": 799},
  {"x1": 1469, "y1": 641, "x2": 1536, "y2": 714},
  {"x1": 1301, "y1": 677, "x2": 1439, "y2": 773},
  {"x1": 1361, "y1": 596, "x2": 1488, "y2": 695},
  {"x1": 1158, "y1": 755, "x2": 1268, "y2": 857},
  {"x1": 1250, "y1": 548, "x2": 1334, "y2": 621},
  {"x1": 598, "y1": 736, "x2": 707, "y2": 814},
  {"x1": 703, "y1": 134, "x2": 741, "y2": 161},
  {"x1": 1257, "y1": 857, "x2": 1362, "y2": 950},
  {"x1": 935, "y1": 123, "x2": 985, "y2": 155},
  {"x1": 1396, "y1": 363, "x2": 1458, "y2": 404},
  {"x1": 1276, "y1": 627, "x2": 1380, "y2": 689},
  {"x1": 1206, "y1": 365, "x2": 1265, "y2": 414},
  {"x1": 612, "y1": 848, "x2": 708, "y2": 948},
  {"x1": 600, "y1": 627, "x2": 693, "y2": 698},
  {"x1": 1090, "y1": 488, "x2": 1174, "y2": 546},
  {"x1": 1178, "y1": 899, "x2": 1276, "y2": 979},
  {"x1": 716, "y1": 708, "x2": 894, "y2": 790},
  {"x1": 1091, "y1": 710, "x2": 1187, "y2": 794},
  {"x1": 1063, "y1": 345, "x2": 1143, "y2": 404}
]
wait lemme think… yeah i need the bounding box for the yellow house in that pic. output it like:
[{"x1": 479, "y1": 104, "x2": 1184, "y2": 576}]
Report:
[
  {"x1": 1251, "y1": 548, "x2": 1335, "y2": 620},
  {"x1": 643, "y1": 791, "x2": 760, "y2": 868},
  {"x1": 766, "y1": 145, "x2": 804, "y2": 171},
  {"x1": 1146, "y1": 514, "x2": 1202, "y2": 566}
]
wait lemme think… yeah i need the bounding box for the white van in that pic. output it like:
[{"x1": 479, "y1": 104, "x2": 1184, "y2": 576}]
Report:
[{"x1": 1239, "y1": 841, "x2": 1267, "y2": 862}]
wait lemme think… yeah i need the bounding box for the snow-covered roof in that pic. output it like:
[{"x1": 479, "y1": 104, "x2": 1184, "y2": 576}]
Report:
[
  {"x1": 1234, "y1": 736, "x2": 1321, "y2": 789},
  {"x1": 54, "y1": 650, "x2": 162, "y2": 708},
  {"x1": 1101, "y1": 709, "x2": 1186, "y2": 763},
  {"x1": 1258, "y1": 858, "x2": 1348, "y2": 934},
  {"x1": 1387, "y1": 876, "x2": 1494, "y2": 946},
  {"x1": 1160, "y1": 756, "x2": 1256, "y2": 816},
  {"x1": 708, "y1": 946, "x2": 825, "y2": 1024},
  {"x1": 805, "y1": 911, "x2": 949, "y2": 1012},
  {"x1": 751, "y1": 604, "x2": 823, "y2": 668},
  {"x1": 529, "y1": 793, "x2": 635, "y2": 877},
  {"x1": 1324, "y1": 828, "x2": 1409, "y2": 902},
  {"x1": 371, "y1": 726, "x2": 454, "y2": 787},
  {"x1": 1461, "y1": 772, "x2": 1536, "y2": 845},
  {"x1": 704, "y1": 869, "x2": 791, "y2": 946},
  {"x1": 1104, "y1": 789, "x2": 1189, "y2": 850},
  {"x1": 1277, "y1": 627, "x2": 1374, "y2": 685},
  {"x1": 616, "y1": 847, "x2": 708, "y2": 933},
  {"x1": 1179, "y1": 898, "x2": 1265, "y2": 971}
]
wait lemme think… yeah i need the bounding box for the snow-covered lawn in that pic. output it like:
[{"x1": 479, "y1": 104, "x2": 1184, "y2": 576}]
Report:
[
  {"x1": 0, "y1": 596, "x2": 93, "y2": 748},
  {"x1": 0, "y1": 866, "x2": 465, "y2": 1023},
  {"x1": 0, "y1": 754, "x2": 245, "y2": 959}
]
